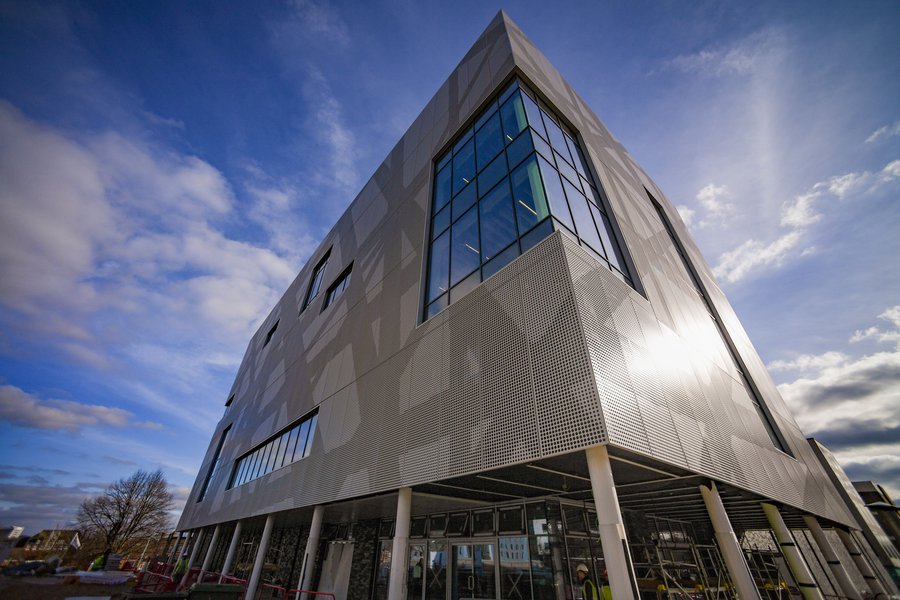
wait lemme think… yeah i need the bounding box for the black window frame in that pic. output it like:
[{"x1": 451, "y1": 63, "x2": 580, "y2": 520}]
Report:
[
  {"x1": 263, "y1": 320, "x2": 279, "y2": 347},
  {"x1": 322, "y1": 262, "x2": 353, "y2": 310},
  {"x1": 301, "y1": 249, "x2": 331, "y2": 312},
  {"x1": 197, "y1": 424, "x2": 231, "y2": 502}
]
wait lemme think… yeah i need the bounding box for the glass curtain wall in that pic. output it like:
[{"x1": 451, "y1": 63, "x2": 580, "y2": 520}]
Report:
[{"x1": 424, "y1": 78, "x2": 634, "y2": 321}]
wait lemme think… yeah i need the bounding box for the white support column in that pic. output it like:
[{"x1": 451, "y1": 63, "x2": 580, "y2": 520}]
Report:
[
  {"x1": 178, "y1": 528, "x2": 205, "y2": 590},
  {"x1": 585, "y1": 445, "x2": 640, "y2": 600},
  {"x1": 803, "y1": 517, "x2": 861, "y2": 600},
  {"x1": 835, "y1": 528, "x2": 890, "y2": 598},
  {"x1": 761, "y1": 503, "x2": 824, "y2": 600},
  {"x1": 200, "y1": 524, "x2": 222, "y2": 581},
  {"x1": 181, "y1": 531, "x2": 193, "y2": 558},
  {"x1": 219, "y1": 520, "x2": 243, "y2": 583},
  {"x1": 245, "y1": 515, "x2": 275, "y2": 600},
  {"x1": 699, "y1": 482, "x2": 761, "y2": 600},
  {"x1": 388, "y1": 487, "x2": 412, "y2": 600},
  {"x1": 169, "y1": 532, "x2": 183, "y2": 564},
  {"x1": 298, "y1": 505, "x2": 325, "y2": 599}
]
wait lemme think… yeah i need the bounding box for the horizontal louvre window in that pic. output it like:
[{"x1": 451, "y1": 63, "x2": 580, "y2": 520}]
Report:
[{"x1": 228, "y1": 411, "x2": 318, "y2": 488}]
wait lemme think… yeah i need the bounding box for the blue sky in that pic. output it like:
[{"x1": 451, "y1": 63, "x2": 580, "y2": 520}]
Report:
[{"x1": 0, "y1": 0, "x2": 897, "y2": 534}]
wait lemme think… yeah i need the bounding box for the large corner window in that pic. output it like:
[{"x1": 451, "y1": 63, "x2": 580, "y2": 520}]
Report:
[
  {"x1": 423, "y1": 78, "x2": 634, "y2": 321},
  {"x1": 301, "y1": 249, "x2": 331, "y2": 311},
  {"x1": 649, "y1": 195, "x2": 791, "y2": 456},
  {"x1": 229, "y1": 410, "x2": 318, "y2": 488},
  {"x1": 198, "y1": 425, "x2": 230, "y2": 502}
]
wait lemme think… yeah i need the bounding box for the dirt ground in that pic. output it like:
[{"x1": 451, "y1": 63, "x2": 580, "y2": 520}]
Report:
[{"x1": 0, "y1": 575, "x2": 134, "y2": 599}]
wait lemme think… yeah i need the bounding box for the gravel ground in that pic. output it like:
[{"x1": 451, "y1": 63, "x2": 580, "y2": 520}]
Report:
[{"x1": 0, "y1": 575, "x2": 134, "y2": 599}]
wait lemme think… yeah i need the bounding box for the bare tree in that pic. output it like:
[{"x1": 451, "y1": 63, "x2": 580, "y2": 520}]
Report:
[{"x1": 76, "y1": 469, "x2": 173, "y2": 554}]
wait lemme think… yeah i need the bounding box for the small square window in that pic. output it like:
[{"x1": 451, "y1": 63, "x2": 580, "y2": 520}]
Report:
[{"x1": 323, "y1": 263, "x2": 352, "y2": 309}]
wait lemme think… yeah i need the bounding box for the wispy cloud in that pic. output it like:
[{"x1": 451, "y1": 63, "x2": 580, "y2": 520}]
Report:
[
  {"x1": 303, "y1": 67, "x2": 359, "y2": 194},
  {"x1": 0, "y1": 384, "x2": 160, "y2": 432},
  {"x1": 0, "y1": 101, "x2": 298, "y2": 371},
  {"x1": 780, "y1": 165, "x2": 893, "y2": 228},
  {"x1": 768, "y1": 351, "x2": 847, "y2": 372},
  {"x1": 866, "y1": 120, "x2": 900, "y2": 144},
  {"x1": 712, "y1": 158, "x2": 899, "y2": 283},
  {"x1": 850, "y1": 305, "x2": 900, "y2": 348},
  {"x1": 681, "y1": 183, "x2": 735, "y2": 230},
  {"x1": 664, "y1": 30, "x2": 782, "y2": 77},
  {"x1": 712, "y1": 230, "x2": 803, "y2": 284},
  {"x1": 284, "y1": 0, "x2": 349, "y2": 45},
  {"x1": 676, "y1": 205, "x2": 696, "y2": 227}
]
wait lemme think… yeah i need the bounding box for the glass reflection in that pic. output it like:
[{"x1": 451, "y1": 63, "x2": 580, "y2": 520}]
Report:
[
  {"x1": 479, "y1": 180, "x2": 517, "y2": 262},
  {"x1": 475, "y1": 112, "x2": 504, "y2": 171},
  {"x1": 425, "y1": 77, "x2": 634, "y2": 322},
  {"x1": 450, "y1": 207, "x2": 480, "y2": 285}
]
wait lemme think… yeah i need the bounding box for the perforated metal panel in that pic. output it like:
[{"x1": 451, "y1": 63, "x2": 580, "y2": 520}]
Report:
[{"x1": 178, "y1": 12, "x2": 857, "y2": 532}]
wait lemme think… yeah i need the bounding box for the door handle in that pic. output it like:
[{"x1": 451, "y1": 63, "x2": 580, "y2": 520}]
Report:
[{"x1": 468, "y1": 575, "x2": 474, "y2": 591}]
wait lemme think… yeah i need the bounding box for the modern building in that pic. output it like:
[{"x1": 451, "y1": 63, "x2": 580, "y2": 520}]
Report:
[
  {"x1": 852, "y1": 481, "x2": 900, "y2": 558},
  {"x1": 175, "y1": 12, "x2": 899, "y2": 600}
]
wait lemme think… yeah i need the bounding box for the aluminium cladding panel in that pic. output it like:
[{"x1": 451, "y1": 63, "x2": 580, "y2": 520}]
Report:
[
  {"x1": 179, "y1": 234, "x2": 606, "y2": 530},
  {"x1": 176, "y1": 13, "x2": 595, "y2": 530},
  {"x1": 499, "y1": 16, "x2": 854, "y2": 525}
]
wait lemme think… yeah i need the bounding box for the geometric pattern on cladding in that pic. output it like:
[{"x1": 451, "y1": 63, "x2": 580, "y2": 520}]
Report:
[
  {"x1": 179, "y1": 233, "x2": 604, "y2": 529},
  {"x1": 518, "y1": 234, "x2": 606, "y2": 454},
  {"x1": 179, "y1": 13, "x2": 857, "y2": 531},
  {"x1": 562, "y1": 232, "x2": 839, "y2": 513}
]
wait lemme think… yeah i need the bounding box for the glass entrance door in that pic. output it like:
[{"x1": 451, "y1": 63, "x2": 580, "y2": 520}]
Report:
[{"x1": 451, "y1": 542, "x2": 498, "y2": 600}]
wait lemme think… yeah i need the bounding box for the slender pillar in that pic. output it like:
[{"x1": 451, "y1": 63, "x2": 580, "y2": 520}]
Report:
[
  {"x1": 298, "y1": 505, "x2": 325, "y2": 598},
  {"x1": 178, "y1": 528, "x2": 205, "y2": 590},
  {"x1": 169, "y1": 532, "x2": 183, "y2": 564},
  {"x1": 585, "y1": 445, "x2": 640, "y2": 600},
  {"x1": 200, "y1": 524, "x2": 222, "y2": 581},
  {"x1": 700, "y1": 482, "x2": 761, "y2": 599},
  {"x1": 761, "y1": 503, "x2": 824, "y2": 600},
  {"x1": 388, "y1": 487, "x2": 412, "y2": 600},
  {"x1": 219, "y1": 520, "x2": 243, "y2": 583},
  {"x1": 246, "y1": 515, "x2": 275, "y2": 600},
  {"x1": 835, "y1": 528, "x2": 890, "y2": 598},
  {"x1": 803, "y1": 517, "x2": 861, "y2": 600}
]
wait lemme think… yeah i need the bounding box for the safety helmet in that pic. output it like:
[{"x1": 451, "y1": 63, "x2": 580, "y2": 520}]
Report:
[{"x1": 576, "y1": 563, "x2": 589, "y2": 573}]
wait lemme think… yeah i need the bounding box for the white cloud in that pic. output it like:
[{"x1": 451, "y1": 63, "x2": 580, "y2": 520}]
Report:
[
  {"x1": 774, "y1": 307, "x2": 900, "y2": 497},
  {"x1": 0, "y1": 101, "x2": 299, "y2": 371},
  {"x1": 850, "y1": 305, "x2": 900, "y2": 348},
  {"x1": 767, "y1": 351, "x2": 847, "y2": 372},
  {"x1": 696, "y1": 183, "x2": 732, "y2": 214},
  {"x1": 304, "y1": 67, "x2": 358, "y2": 194},
  {"x1": 712, "y1": 230, "x2": 803, "y2": 283},
  {"x1": 865, "y1": 120, "x2": 900, "y2": 144},
  {"x1": 780, "y1": 191, "x2": 822, "y2": 227},
  {"x1": 665, "y1": 30, "x2": 782, "y2": 77},
  {"x1": 284, "y1": 0, "x2": 349, "y2": 45},
  {"x1": 715, "y1": 158, "x2": 899, "y2": 283},
  {"x1": 0, "y1": 384, "x2": 160, "y2": 432},
  {"x1": 676, "y1": 205, "x2": 695, "y2": 227},
  {"x1": 677, "y1": 183, "x2": 734, "y2": 231}
]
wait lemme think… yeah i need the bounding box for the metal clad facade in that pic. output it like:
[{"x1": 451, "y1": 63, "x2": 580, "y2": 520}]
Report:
[{"x1": 178, "y1": 13, "x2": 853, "y2": 531}]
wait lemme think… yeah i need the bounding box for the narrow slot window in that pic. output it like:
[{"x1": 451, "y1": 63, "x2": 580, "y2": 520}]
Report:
[
  {"x1": 263, "y1": 320, "x2": 279, "y2": 347},
  {"x1": 323, "y1": 263, "x2": 352, "y2": 309},
  {"x1": 649, "y1": 192, "x2": 791, "y2": 455},
  {"x1": 301, "y1": 249, "x2": 331, "y2": 311},
  {"x1": 198, "y1": 425, "x2": 230, "y2": 501}
]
